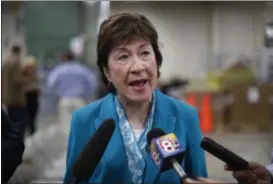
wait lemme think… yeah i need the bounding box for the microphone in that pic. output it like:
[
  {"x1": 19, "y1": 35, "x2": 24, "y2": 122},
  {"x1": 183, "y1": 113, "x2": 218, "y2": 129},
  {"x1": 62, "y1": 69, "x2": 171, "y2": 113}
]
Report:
[
  {"x1": 200, "y1": 136, "x2": 249, "y2": 170},
  {"x1": 72, "y1": 118, "x2": 115, "y2": 183},
  {"x1": 147, "y1": 128, "x2": 188, "y2": 181}
]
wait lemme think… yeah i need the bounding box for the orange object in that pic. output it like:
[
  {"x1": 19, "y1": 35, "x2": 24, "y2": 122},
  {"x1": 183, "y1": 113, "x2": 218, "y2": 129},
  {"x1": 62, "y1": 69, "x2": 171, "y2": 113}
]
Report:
[
  {"x1": 186, "y1": 93, "x2": 197, "y2": 107},
  {"x1": 200, "y1": 93, "x2": 213, "y2": 133}
]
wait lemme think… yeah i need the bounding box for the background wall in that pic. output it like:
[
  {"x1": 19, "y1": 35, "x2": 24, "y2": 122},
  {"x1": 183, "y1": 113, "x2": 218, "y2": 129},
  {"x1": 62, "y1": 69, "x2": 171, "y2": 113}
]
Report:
[
  {"x1": 24, "y1": 1, "x2": 85, "y2": 60},
  {"x1": 110, "y1": 1, "x2": 268, "y2": 81},
  {"x1": 2, "y1": 1, "x2": 271, "y2": 81}
]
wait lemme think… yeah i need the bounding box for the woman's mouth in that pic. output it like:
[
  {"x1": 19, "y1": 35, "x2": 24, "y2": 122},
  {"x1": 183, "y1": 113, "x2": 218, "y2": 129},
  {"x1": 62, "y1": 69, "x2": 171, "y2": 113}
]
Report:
[{"x1": 128, "y1": 79, "x2": 148, "y2": 90}]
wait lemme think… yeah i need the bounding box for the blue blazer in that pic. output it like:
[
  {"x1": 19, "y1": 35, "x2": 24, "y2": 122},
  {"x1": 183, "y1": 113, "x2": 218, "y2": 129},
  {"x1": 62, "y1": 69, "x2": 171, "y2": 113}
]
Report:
[{"x1": 64, "y1": 89, "x2": 207, "y2": 184}]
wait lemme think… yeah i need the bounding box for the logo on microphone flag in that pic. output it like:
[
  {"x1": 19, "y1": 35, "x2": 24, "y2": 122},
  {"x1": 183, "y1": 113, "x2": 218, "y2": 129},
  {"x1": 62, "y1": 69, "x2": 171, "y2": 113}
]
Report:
[
  {"x1": 149, "y1": 133, "x2": 185, "y2": 171},
  {"x1": 156, "y1": 133, "x2": 181, "y2": 155},
  {"x1": 150, "y1": 139, "x2": 162, "y2": 167}
]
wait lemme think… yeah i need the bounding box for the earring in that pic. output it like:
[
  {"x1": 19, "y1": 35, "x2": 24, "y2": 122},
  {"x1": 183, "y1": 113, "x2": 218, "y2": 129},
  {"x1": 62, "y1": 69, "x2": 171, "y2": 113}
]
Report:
[{"x1": 107, "y1": 81, "x2": 113, "y2": 89}]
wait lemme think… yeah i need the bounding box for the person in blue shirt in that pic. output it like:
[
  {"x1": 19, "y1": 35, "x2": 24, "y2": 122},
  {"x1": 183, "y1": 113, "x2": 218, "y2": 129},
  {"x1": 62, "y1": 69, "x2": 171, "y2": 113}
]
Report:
[
  {"x1": 47, "y1": 52, "x2": 97, "y2": 131},
  {"x1": 64, "y1": 12, "x2": 207, "y2": 184}
]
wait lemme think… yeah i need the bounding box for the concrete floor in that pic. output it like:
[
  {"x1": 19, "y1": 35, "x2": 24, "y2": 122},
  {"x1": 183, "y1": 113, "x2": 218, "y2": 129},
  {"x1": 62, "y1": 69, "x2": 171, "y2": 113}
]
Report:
[{"x1": 9, "y1": 114, "x2": 273, "y2": 183}]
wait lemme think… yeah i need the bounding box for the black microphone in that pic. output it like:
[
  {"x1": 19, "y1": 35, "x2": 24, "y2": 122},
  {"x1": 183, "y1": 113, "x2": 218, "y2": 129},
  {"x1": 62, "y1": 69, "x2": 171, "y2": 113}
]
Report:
[
  {"x1": 146, "y1": 128, "x2": 188, "y2": 182},
  {"x1": 201, "y1": 136, "x2": 249, "y2": 170},
  {"x1": 72, "y1": 118, "x2": 115, "y2": 183}
]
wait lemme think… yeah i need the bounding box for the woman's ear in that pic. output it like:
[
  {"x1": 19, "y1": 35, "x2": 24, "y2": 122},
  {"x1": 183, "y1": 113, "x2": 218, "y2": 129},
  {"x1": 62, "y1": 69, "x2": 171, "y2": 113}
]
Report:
[{"x1": 103, "y1": 67, "x2": 111, "y2": 82}]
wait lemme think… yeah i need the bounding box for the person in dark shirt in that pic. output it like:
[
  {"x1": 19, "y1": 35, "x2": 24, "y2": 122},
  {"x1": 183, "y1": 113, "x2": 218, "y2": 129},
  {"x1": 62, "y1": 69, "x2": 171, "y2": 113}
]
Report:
[{"x1": 1, "y1": 106, "x2": 25, "y2": 183}]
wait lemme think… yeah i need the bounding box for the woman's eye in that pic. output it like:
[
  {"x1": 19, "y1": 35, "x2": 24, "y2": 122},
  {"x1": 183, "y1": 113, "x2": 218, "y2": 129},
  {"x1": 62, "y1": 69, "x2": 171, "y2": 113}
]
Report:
[
  {"x1": 141, "y1": 51, "x2": 150, "y2": 56},
  {"x1": 118, "y1": 55, "x2": 129, "y2": 61}
]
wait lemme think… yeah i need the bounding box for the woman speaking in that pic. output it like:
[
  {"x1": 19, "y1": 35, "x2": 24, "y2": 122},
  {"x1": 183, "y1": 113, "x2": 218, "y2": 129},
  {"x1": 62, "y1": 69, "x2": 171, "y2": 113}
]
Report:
[{"x1": 64, "y1": 12, "x2": 207, "y2": 184}]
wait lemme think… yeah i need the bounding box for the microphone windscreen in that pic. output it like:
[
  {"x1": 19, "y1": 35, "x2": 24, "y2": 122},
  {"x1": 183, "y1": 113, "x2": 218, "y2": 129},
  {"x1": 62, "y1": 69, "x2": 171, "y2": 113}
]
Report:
[
  {"x1": 200, "y1": 137, "x2": 249, "y2": 170},
  {"x1": 72, "y1": 118, "x2": 115, "y2": 181},
  {"x1": 147, "y1": 128, "x2": 166, "y2": 146}
]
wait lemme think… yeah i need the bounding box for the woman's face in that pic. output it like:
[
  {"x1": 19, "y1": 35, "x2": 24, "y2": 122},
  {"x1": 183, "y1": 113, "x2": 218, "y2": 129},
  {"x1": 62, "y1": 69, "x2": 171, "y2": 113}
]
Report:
[{"x1": 105, "y1": 39, "x2": 158, "y2": 103}]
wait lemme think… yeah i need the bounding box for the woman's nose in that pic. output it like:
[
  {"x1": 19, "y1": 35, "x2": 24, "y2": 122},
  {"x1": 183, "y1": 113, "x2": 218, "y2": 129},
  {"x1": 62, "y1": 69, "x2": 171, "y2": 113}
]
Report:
[
  {"x1": 130, "y1": 57, "x2": 145, "y2": 73},
  {"x1": 131, "y1": 61, "x2": 145, "y2": 73}
]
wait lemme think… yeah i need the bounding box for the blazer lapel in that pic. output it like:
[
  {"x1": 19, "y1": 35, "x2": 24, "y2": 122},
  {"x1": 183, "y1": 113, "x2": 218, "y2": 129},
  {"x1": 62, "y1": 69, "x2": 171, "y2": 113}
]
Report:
[
  {"x1": 94, "y1": 93, "x2": 132, "y2": 183},
  {"x1": 94, "y1": 93, "x2": 117, "y2": 129},
  {"x1": 143, "y1": 89, "x2": 177, "y2": 184},
  {"x1": 94, "y1": 93, "x2": 121, "y2": 153}
]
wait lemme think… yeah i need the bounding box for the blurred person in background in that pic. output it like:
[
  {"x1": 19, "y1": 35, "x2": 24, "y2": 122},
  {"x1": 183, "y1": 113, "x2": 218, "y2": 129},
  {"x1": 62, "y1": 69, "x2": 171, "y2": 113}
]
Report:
[
  {"x1": 47, "y1": 52, "x2": 97, "y2": 130},
  {"x1": 2, "y1": 45, "x2": 29, "y2": 139},
  {"x1": 1, "y1": 45, "x2": 27, "y2": 183},
  {"x1": 22, "y1": 56, "x2": 40, "y2": 136}
]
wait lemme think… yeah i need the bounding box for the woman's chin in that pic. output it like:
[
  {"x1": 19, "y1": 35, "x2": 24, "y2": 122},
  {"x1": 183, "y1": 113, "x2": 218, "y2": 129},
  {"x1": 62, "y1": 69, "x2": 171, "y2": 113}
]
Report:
[{"x1": 125, "y1": 91, "x2": 153, "y2": 103}]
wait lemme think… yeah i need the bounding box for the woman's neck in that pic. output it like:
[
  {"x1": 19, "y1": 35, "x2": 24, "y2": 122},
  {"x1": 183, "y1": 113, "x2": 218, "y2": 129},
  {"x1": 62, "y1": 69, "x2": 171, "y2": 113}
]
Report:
[{"x1": 118, "y1": 95, "x2": 152, "y2": 129}]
